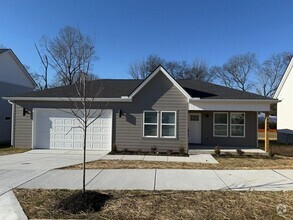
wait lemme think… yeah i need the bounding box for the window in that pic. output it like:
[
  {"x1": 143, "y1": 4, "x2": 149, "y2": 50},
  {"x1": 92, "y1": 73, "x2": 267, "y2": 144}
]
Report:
[
  {"x1": 230, "y1": 113, "x2": 245, "y2": 137},
  {"x1": 161, "y1": 111, "x2": 176, "y2": 138},
  {"x1": 213, "y1": 112, "x2": 228, "y2": 137},
  {"x1": 190, "y1": 115, "x2": 199, "y2": 121},
  {"x1": 143, "y1": 111, "x2": 158, "y2": 137}
]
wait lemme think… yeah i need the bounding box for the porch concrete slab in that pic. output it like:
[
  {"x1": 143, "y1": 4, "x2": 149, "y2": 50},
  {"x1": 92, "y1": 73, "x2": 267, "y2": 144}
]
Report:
[
  {"x1": 167, "y1": 156, "x2": 192, "y2": 162},
  {"x1": 155, "y1": 169, "x2": 227, "y2": 190},
  {"x1": 0, "y1": 169, "x2": 47, "y2": 193},
  {"x1": 274, "y1": 170, "x2": 293, "y2": 181},
  {"x1": 0, "y1": 191, "x2": 28, "y2": 220},
  {"x1": 19, "y1": 170, "x2": 101, "y2": 190},
  {"x1": 214, "y1": 170, "x2": 293, "y2": 191},
  {"x1": 121, "y1": 155, "x2": 145, "y2": 161},
  {"x1": 86, "y1": 169, "x2": 155, "y2": 190},
  {"x1": 189, "y1": 154, "x2": 219, "y2": 164},
  {"x1": 144, "y1": 156, "x2": 168, "y2": 162},
  {"x1": 101, "y1": 155, "x2": 124, "y2": 160}
]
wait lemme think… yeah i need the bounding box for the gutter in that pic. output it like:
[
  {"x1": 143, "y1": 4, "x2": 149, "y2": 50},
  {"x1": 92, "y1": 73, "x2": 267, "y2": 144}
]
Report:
[{"x1": 2, "y1": 97, "x2": 133, "y2": 102}]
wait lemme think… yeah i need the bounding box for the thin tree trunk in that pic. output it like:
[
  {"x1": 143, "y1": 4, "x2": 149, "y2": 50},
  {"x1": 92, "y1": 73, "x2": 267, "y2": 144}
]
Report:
[{"x1": 82, "y1": 76, "x2": 87, "y2": 194}]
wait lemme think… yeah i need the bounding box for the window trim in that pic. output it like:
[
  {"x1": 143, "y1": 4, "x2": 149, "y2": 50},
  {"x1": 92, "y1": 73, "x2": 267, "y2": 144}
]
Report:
[
  {"x1": 143, "y1": 110, "x2": 159, "y2": 138},
  {"x1": 230, "y1": 112, "x2": 245, "y2": 138},
  {"x1": 160, "y1": 111, "x2": 177, "y2": 138},
  {"x1": 213, "y1": 112, "x2": 228, "y2": 137}
]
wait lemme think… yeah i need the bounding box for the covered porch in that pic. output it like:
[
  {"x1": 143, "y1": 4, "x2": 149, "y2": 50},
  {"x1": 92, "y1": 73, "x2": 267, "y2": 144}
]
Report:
[{"x1": 187, "y1": 99, "x2": 273, "y2": 155}]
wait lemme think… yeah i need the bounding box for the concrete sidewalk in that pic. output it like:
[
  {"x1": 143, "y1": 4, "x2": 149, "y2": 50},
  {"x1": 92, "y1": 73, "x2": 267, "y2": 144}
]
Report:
[{"x1": 18, "y1": 169, "x2": 293, "y2": 191}]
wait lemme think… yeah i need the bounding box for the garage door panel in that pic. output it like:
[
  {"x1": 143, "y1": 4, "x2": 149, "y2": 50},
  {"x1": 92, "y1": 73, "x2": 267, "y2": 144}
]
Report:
[{"x1": 34, "y1": 109, "x2": 112, "y2": 150}]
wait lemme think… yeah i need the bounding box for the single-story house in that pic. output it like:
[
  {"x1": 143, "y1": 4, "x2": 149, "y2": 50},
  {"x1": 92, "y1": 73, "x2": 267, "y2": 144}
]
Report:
[
  {"x1": 274, "y1": 58, "x2": 293, "y2": 143},
  {"x1": 0, "y1": 49, "x2": 36, "y2": 144},
  {"x1": 3, "y1": 66, "x2": 277, "y2": 152}
]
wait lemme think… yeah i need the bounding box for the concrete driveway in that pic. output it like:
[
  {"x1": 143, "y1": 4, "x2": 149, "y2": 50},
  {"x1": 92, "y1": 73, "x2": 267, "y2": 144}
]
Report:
[{"x1": 0, "y1": 150, "x2": 108, "y2": 196}]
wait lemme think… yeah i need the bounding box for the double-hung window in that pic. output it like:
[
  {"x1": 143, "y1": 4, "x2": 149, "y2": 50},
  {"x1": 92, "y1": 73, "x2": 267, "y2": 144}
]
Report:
[
  {"x1": 161, "y1": 111, "x2": 176, "y2": 138},
  {"x1": 213, "y1": 112, "x2": 228, "y2": 137},
  {"x1": 143, "y1": 111, "x2": 159, "y2": 137},
  {"x1": 230, "y1": 113, "x2": 245, "y2": 137}
]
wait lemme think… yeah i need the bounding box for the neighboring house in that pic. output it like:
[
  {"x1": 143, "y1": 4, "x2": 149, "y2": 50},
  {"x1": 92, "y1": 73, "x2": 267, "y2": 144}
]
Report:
[
  {"x1": 0, "y1": 49, "x2": 36, "y2": 144},
  {"x1": 3, "y1": 66, "x2": 277, "y2": 152},
  {"x1": 274, "y1": 58, "x2": 293, "y2": 143}
]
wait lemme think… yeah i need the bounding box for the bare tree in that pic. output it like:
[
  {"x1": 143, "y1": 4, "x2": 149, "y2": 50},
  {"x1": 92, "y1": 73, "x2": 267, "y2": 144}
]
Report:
[
  {"x1": 212, "y1": 53, "x2": 258, "y2": 91},
  {"x1": 55, "y1": 41, "x2": 103, "y2": 194},
  {"x1": 128, "y1": 54, "x2": 166, "y2": 79},
  {"x1": 34, "y1": 43, "x2": 49, "y2": 89},
  {"x1": 257, "y1": 52, "x2": 293, "y2": 97},
  {"x1": 129, "y1": 55, "x2": 213, "y2": 82},
  {"x1": 39, "y1": 26, "x2": 97, "y2": 86}
]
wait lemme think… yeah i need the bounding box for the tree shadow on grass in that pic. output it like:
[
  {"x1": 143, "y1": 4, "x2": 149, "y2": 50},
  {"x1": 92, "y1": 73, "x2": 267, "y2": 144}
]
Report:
[{"x1": 56, "y1": 191, "x2": 112, "y2": 214}]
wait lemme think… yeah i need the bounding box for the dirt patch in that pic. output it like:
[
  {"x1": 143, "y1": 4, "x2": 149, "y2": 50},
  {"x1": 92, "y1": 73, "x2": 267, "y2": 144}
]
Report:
[
  {"x1": 56, "y1": 191, "x2": 112, "y2": 214},
  {"x1": 15, "y1": 189, "x2": 293, "y2": 220}
]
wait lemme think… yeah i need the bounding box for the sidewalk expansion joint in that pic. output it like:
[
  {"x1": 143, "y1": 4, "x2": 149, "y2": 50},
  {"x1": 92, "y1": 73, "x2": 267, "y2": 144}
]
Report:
[
  {"x1": 212, "y1": 170, "x2": 231, "y2": 190},
  {"x1": 272, "y1": 169, "x2": 293, "y2": 181},
  {"x1": 153, "y1": 169, "x2": 157, "y2": 191},
  {"x1": 85, "y1": 169, "x2": 104, "y2": 187}
]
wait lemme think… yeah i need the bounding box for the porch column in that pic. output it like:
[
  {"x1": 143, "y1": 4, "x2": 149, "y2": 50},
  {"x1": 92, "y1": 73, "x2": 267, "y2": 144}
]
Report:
[{"x1": 264, "y1": 112, "x2": 270, "y2": 152}]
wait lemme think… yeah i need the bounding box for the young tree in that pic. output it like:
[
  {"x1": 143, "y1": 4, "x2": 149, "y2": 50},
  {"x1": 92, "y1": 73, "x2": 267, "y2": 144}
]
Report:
[
  {"x1": 257, "y1": 52, "x2": 293, "y2": 97},
  {"x1": 39, "y1": 26, "x2": 97, "y2": 86},
  {"x1": 56, "y1": 40, "x2": 103, "y2": 194},
  {"x1": 212, "y1": 53, "x2": 258, "y2": 91}
]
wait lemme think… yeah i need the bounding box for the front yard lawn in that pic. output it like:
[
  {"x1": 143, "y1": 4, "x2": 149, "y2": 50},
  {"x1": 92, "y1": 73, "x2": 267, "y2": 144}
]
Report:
[
  {"x1": 65, "y1": 155, "x2": 293, "y2": 170},
  {"x1": 259, "y1": 140, "x2": 293, "y2": 157},
  {"x1": 0, "y1": 145, "x2": 29, "y2": 156},
  {"x1": 15, "y1": 189, "x2": 292, "y2": 220}
]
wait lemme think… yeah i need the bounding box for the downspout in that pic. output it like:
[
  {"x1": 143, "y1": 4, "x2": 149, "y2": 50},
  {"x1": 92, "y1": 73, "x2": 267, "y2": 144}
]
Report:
[{"x1": 8, "y1": 101, "x2": 15, "y2": 147}]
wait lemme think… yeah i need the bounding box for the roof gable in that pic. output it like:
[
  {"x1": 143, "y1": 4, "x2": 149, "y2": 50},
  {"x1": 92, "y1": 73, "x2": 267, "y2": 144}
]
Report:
[
  {"x1": 128, "y1": 66, "x2": 192, "y2": 99},
  {"x1": 0, "y1": 49, "x2": 36, "y2": 88},
  {"x1": 274, "y1": 58, "x2": 293, "y2": 98}
]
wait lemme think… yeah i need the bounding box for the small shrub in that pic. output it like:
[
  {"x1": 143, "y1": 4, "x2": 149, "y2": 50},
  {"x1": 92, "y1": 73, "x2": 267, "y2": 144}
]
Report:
[
  {"x1": 112, "y1": 143, "x2": 118, "y2": 152},
  {"x1": 215, "y1": 145, "x2": 221, "y2": 156},
  {"x1": 269, "y1": 147, "x2": 275, "y2": 158},
  {"x1": 223, "y1": 152, "x2": 233, "y2": 157},
  {"x1": 179, "y1": 144, "x2": 185, "y2": 155},
  {"x1": 167, "y1": 150, "x2": 173, "y2": 155},
  {"x1": 151, "y1": 145, "x2": 157, "y2": 154},
  {"x1": 137, "y1": 149, "x2": 143, "y2": 155},
  {"x1": 236, "y1": 149, "x2": 245, "y2": 156},
  {"x1": 122, "y1": 148, "x2": 128, "y2": 153}
]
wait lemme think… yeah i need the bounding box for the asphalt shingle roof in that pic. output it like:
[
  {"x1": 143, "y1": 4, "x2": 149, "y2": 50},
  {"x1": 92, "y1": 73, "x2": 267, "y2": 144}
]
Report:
[{"x1": 10, "y1": 78, "x2": 273, "y2": 100}]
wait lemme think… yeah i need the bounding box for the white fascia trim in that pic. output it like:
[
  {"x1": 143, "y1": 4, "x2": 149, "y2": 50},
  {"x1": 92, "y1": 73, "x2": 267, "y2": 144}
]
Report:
[
  {"x1": 2, "y1": 97, "x2": 133, "y2": 102},
  {"x1": 274, "y1": 57, "x2": 293, "y2": 98},
  {"x1": 129, "y1": 66, "x2": 192, "y2": 100},
  {"x1": 190, "y1": 99, "x2": 279, "y2": 103}
]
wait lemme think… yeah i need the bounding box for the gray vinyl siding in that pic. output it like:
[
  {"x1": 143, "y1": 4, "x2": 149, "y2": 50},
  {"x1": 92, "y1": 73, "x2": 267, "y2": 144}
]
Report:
[
  {"x1": 198, "y1": 111, "x2": 257, "y2": 148},
  {"x1": 14, "y1": 104, "x2": 32, "y2": 148},
  {"x1": 13, "y1": 71, "x2": 189, "y2": 152},
  {"x1": 0, "y1": 81, "x2": 33, "y2": 143}
]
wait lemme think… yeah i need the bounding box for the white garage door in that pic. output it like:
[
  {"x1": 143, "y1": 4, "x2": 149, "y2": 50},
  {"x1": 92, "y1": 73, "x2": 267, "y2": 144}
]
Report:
[{"x1": 33, "y1": 109, "x2": 112, "y2": 150}]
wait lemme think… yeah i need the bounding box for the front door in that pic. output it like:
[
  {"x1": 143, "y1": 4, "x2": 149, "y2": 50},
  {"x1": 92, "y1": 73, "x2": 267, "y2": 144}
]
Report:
[{"x1": 188, "y1": 113, "x2": 201, "y2": 144}]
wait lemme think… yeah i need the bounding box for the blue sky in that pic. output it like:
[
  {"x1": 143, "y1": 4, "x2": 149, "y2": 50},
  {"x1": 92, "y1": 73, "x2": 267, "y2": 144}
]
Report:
[{"x1": 1, "y1": 0, "x2": 293, "y2": 79}]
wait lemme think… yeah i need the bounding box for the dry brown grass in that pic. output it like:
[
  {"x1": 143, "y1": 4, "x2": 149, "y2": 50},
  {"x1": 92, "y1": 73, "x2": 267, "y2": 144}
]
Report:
[
  {"x1": 14, "y1": 189, "x2": 293, "y2": 220},
  {"x1": 65, "y1": 155, "x2": 293, "y2": 170},
  {"x1": 0, "y1": 145, "x2": 29, "y2": 156},
  {"x1": 259, "y1": 140, "x2": 293, "y2": 157}
]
